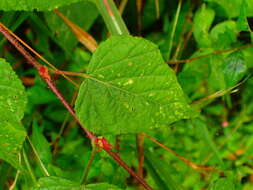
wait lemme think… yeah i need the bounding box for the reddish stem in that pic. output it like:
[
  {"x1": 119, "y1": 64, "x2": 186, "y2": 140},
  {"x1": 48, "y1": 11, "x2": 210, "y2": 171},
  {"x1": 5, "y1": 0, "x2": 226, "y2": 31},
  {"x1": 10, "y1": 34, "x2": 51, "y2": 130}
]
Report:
[
  {"x1": 105, "y1": 149, "x2": 152, "y2": 190},
  {"x1": 0, "y1": 23, "x2": 153, "y2": 190},
  {"x1": 136, "y1": 133, "x2": 145, "y2": 179}
]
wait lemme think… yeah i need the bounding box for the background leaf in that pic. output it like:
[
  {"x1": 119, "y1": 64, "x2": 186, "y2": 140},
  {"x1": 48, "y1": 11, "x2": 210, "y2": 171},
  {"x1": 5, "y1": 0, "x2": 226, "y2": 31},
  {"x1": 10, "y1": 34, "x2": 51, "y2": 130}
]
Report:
[
  {"x1": 193, "y1": 4, "x2": 215, "y2": 48},
  {"x1": 208, "y1": 178, "x2": 236, "y2": 190},
  {"x1": 204, "y1": 0, "x2": 253, "y2": 18},
  {"x1": 75, "y1": 35, "x2": 195, "y2": 135},
  {"x1": 31, "y1": 120, "x2": 52, "y2": 166},
  {"x1": 209, "y1": 20, "x2": 237, "y2": 49},
  {"x1": 0, "y1": 59, "x2": 27, "y2": 168},
  {"x1": 145, "y1": 149, "x2": 186, "y2": 190},
  {"x1": 0, "y1": 0, "x2": 89, "y2": 11},
  {"x1": 44, "y1": 1, "x2": 98, "y2": 52},
  {"x1": 222, "y1": 51, "x2": 247, "y2": 87},
  {"x1": 33, "y1": 176, "x2": 122, "y2": 190},
  {"x1": 193, "y1": 118, "x2": 224, "y2": 168}
]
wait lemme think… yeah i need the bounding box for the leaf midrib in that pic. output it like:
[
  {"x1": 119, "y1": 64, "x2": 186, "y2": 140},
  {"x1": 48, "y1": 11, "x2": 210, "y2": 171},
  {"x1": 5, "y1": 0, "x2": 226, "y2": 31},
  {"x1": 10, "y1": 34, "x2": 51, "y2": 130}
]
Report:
[{"x1": 84, "y1": 73, "x2": 179, "y2": 108}]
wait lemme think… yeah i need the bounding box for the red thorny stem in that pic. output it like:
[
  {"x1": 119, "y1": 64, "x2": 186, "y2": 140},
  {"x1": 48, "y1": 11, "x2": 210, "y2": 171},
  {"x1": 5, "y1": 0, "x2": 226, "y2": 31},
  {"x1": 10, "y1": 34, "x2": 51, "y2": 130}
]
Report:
[
  {"x1": 95, "y1": 137, "x2": 119, "y2": 151},
  {"x1": 0, "y1": 23, "x2": 153, "y2": 190}
]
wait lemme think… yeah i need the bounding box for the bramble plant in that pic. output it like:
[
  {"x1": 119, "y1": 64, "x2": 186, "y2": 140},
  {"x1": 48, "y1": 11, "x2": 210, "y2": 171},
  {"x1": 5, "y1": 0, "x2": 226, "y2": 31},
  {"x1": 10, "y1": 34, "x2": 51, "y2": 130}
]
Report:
[{"x1": 0, "y1": 0, "x2": 253, "y2": 189}]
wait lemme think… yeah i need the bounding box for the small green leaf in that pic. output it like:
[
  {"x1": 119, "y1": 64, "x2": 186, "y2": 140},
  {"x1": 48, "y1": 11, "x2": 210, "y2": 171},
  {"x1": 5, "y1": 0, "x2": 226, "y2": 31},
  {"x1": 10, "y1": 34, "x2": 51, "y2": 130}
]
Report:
[
  {"x1": 178, "y1": 48, "x2": 213, "y2": 97},
  {"x1": 193, "y1": 4, "x2": 215, "y2": 48},
  {"x1": 208, "y1": 178, "x2": 235, "y2": 190},
  {"x1": 0, "y1": 59, "x2": 27, "y2": 168},
  {"x1": 75, "y1": 35, "x2": 195, "y2": 135},
  {"x1": 222, "y1": 51, "x2": 247, "y2": 87},
  {"x1": 0, "y1": 0, "x2": 88, "y2": 11},
  {"x1": 33, "y1": 176, "x2": 122, "y2": 190},
  {"x1": 209, "y1": 20, "x2": 237, "y2": 48}
]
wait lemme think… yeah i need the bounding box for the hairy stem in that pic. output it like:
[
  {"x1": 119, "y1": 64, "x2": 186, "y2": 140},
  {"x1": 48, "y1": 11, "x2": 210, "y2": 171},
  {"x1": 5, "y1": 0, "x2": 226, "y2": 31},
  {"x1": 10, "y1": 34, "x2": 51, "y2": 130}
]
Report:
[
  {"x1": 136, "y1": 133, "x2": 145, "y2": 179},
  {"x1": 136, "y1": 0, "x2": 143, "y2": 35},
  {"x1": 0, "y1": 23, "x2": 152, "y2": 190},
  {"x1": 105, "y1": 148, "x2": 153, "y2": 190}
]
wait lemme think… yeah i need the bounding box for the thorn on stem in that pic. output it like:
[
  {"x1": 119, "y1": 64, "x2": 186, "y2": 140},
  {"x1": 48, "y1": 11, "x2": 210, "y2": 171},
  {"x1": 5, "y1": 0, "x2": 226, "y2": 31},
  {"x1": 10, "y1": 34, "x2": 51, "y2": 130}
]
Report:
[
  {"x1": 95, "y1": 137, "x2": 119, "y2": 151},
  {"x1": 39, "y1": 66, "x2": 51, "y2": 81}
]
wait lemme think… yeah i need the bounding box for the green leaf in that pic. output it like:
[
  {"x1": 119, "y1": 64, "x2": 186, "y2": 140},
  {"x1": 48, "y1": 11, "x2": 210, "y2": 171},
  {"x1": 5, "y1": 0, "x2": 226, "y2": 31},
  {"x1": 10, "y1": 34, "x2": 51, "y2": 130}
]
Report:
[
  {"x1": 208, "y1": 55, "x2": 226, "y2": 91},
  {"x1": 85, "y1": 183, "x2": 122, "y2": 190},
  {"x1": 209, "y1": 20, "x2": 237, "y2": 49},
  {"x1": 44, "y1": 1, "x2": 98, "y2": 52},
  {"x1": 0, "y1": 0, "x2": 88, "y2": 11},
  {"x1": 33, "y1": 176, "x2": 122, "y2": 190},
  {"x1": 95, "y1": 0, "x2": 129, "y2": 35},
  {"x1": 178, "y1": 48, "x2": 212, "y2": 98},
  {"x1": 222, "y1": 51, "x2": 247, "y2": 87},
  {"x1": 193, "y1": 4, "x2": 215, "y2": 48},
  {"x1": 237, "y1": 0, "x2": 250, "y2": 31},
  {"x1": 75, "y1": 35, "x2": 195, "y2": 135},
  {"x1": 205, "y1": 0, "x2": 253, "y2": 18},
  {"x1": 31, "y1": 120, "x2": 52, "y2": 166},
  {"x1": 193, "y1": 118, "x2": 224, "y2": 168},
  {"x1": 208, "y1": 178, "x2": 235, "y2": 190},
  {"x1": 33, "y1": 176, "x2": 86, "y2": 190},
  {"x1": 145, "y1": 149, "x2": 186, "y2": 190},
  {"x1": 0, "y1": 59, "x2": 27, "y2": 168},
  {"x1": 0, "y1": 59, "x2": 27, "y2": 120},
  {"x1": 142, "y1": 0, "x2": 165, "y2": 30}
]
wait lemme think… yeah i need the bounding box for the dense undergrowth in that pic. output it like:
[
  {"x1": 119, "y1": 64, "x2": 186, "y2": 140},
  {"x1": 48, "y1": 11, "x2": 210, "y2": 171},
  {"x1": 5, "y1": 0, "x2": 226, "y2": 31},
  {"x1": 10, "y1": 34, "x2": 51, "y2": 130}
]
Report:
[{"x1": 0, "y1": 0, "x2": 253, "y2": 189}]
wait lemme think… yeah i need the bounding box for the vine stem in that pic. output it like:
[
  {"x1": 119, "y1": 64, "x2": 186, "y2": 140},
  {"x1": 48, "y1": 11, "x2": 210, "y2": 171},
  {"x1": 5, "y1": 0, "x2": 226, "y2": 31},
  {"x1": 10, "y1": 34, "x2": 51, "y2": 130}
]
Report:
[
  {"x1": 167, "y1": 43, "x2": 253, "y2": 64},
  {"x1": 0, "y1": 23, "x2": 153, "y2": 190},
  {"x1": 166, "y1": 0, "x2": 182, "y2": 61},
  {"x1": 27, "y1": 137, "x2": 50, "y2": 177},
  {"x1": 80, "y1": 145, "x2": 97, "y2": 185},
  {"x1": 22, "y1": 149, "x2": 37, "y2": 184},
  {"x1": 9, "y1": 153, "x2": 22, "y2": 190},
  {"x1": 144, "y1": 134, "x2": 215, "y2": 172},
  {"x1": 136, "y1": 133, "x2": 145, "y2": 180},
  {"x1": 9, "y1": 170, "x2": 20, "y2": 190}
]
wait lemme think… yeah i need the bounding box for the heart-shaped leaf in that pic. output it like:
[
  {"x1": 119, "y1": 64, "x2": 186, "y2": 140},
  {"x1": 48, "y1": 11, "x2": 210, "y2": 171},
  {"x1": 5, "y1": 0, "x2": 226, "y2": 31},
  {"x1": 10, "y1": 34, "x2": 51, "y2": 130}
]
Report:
[{"x1": 75, "y1": 35, "x2": 195, "y2": 135}]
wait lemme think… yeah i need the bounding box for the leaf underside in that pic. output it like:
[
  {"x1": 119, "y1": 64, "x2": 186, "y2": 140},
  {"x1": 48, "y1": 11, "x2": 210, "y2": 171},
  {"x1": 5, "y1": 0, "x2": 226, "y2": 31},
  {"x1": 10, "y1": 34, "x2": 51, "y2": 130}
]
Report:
[{"x1": 75, "y1": 35, "x2": 195, "y2": 135}]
